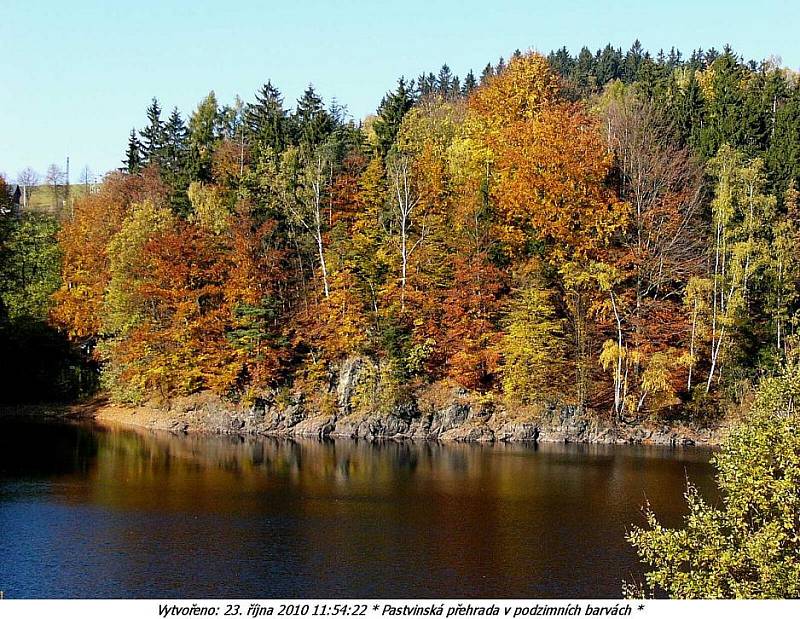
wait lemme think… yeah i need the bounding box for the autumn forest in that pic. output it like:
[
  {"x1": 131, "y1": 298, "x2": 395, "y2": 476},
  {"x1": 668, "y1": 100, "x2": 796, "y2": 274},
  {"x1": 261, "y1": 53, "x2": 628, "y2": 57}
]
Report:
[{"x1": 4, "y1": 42, "x2": 800, "y2": 424}]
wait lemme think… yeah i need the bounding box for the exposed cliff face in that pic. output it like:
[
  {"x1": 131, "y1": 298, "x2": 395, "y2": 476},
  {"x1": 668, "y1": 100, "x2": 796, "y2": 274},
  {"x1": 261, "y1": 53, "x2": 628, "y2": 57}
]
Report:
[{"x1": 94, "y1": 356, "x2": 724, "y2": 445}]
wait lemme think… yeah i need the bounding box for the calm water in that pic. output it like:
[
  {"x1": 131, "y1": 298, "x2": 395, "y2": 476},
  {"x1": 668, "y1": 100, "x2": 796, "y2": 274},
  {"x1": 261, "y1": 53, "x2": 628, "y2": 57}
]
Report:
[{"x1": 0, "y1": 420, "x2": 716, "y2": 599}]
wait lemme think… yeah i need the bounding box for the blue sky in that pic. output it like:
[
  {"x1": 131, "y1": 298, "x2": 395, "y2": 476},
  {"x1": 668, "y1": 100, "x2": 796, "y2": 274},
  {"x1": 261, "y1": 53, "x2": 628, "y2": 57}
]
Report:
[{"x1": 2, "y1": 0, "x2": 799, "y2": 179}]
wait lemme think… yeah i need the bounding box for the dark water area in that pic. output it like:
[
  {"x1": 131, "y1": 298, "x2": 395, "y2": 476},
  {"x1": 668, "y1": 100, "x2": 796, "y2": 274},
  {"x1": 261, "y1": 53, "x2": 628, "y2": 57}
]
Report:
[{"x1": 0, "y1": 420, "x2": 717, "y2": 599}]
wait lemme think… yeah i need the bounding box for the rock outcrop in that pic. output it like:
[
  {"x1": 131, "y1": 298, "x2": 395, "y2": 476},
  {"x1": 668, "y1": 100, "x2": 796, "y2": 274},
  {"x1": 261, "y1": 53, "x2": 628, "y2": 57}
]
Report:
[{"x1": 93, "y1": 356, "x2": 724, "y2": 445}]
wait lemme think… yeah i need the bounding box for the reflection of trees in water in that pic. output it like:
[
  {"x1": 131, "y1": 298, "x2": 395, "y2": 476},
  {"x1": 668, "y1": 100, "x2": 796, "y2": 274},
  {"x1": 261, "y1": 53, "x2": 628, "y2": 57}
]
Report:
[
  {"x1": 81, "y1": 426, "x2": 716, "y2": 509},
  {"x1": 0, "y1": 421, "x2": 720, "y2": 598},
  {"x1": 0, "y1": 420, "x2": 100, "y2": 477}
]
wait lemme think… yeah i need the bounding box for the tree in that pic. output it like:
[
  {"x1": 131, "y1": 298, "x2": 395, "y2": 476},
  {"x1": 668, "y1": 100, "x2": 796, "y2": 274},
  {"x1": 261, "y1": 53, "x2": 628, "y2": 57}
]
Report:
[
  {"x1": 44, "y1": 164, "x2": 65, "y2": 209},
  {"x1": 279, "y1": 145, "x2": 335, "y2": 299},
  {"x1": 188, "y1": 93, "x2": 219, "y2": 182},
  {"x1": 293, "y1": 85, "x2": 334, "y2": 148},
  {"x1": 467, "y1": 53, "x2": 627, "y2": 409},
  {"x1": 705, "y1": 146, "x2": 775, "y2": 392},
  {"x1": 245, "y1": 81, "x2": 290, "y2": 154},
  {"x1": 16, "y1": 167, "x2": 39, "y2": 208},
  {"x1": 599, "y1": 88, "x2": 704, "y2": 414},
  {"x1": 628, "y1": 365, "x2": 800, "y2": 598},
  {"x1": 386, "y1": 151, "x2": 421, "y2": 309},
  {"x1": 139, "y1": 98, "x2": 166, "y2": 166},
  {"x1": 462, "y1": 70, "x2": 477, "y2": 95},
  {"x1": 769, "y1": 182, "x2": 800, "y2": 359},
  {"x1": 53, "y1": 171, "x2": 168, "y2": 342},
  {"x1": 501, "y1": 279, "x2": 566, "y2": 403},
  {"x1": 124, "y1": 128, "x2": 144, "y2": 173},
  {"x1": 373, "y1": 78, "x2": 414, "y2": 158},
  {"x1": 79, "y1": 165, "x2": 94, "y2": 192}
]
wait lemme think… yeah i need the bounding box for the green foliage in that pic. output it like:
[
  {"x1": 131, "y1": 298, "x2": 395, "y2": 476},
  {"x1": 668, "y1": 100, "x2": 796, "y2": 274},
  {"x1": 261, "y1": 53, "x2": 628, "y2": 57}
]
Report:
[
  {"x1": 373, "y1": 78, "x2": 414, "y2": 158},
  {"x1": 0, "y1": 213, "x2": 95, "y2": 402},
  {"x1": 628, "y1": 366, "x2": 800, "y2": 598}
]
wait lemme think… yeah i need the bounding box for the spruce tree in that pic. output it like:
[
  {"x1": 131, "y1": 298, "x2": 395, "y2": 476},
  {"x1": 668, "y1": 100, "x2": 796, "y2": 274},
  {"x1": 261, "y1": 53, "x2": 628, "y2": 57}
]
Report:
[
  {"x1": 623, "y1": 40, "x2": 645, "y2": 82},
  {"x1": 462, "y1": 70, "x2": 477, "y2": 96},
  {"x1": 547, "y1": 47, "x2": 574, "y2": 78},
  {"x1": 245, "y1": 81, "x2": 290, "y2": 154},
  {"x1": 373, "y1": 78, "x2": 414, "y2": 158},
  {"x1": 163, "y1": 107, "x2": 191, "y2": 214},
  {"x1": 415, "y1": 72, "x2": 436, "y2": 98},
  {"x1": 123, "y1": 128, "x2": 143, "y2": 173},
  {"x1": 480, "y1": 63, "x2": 494, "y2": 85},
  {"x1": 293, "y1": 85, "x2": 334, "y2": 148},
  {"x1": 697, "y1": 50, "x2": 745, "y2": 157},
  {"x1": 436, "y1": 64, "x2": 455, "y2": 98},
  {"x1": 672, "y1": 69, "x2": 705, "y2": 147},
  {"x1": 139, "y1": 98, "x2": 166, "y2": 167},
  {"x1": 164, "y1": 107, "x2": 189, "y2": 170}
]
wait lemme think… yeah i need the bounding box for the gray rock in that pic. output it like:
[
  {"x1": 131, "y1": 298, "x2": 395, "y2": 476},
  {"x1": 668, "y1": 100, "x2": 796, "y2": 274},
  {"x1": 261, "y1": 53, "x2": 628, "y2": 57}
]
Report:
[
  {"x1": 291, "y1": 415, "x2": 335, "y2": 438},
  {"x1": 336, "y1": 357, "x2": 365, "y2": 415}
]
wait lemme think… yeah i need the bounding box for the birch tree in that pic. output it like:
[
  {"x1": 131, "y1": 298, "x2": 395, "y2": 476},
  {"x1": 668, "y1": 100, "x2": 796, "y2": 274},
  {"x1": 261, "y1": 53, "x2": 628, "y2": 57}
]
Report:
[{"x1": 386, "y1": 151, "x2": 423, "y2": 308}]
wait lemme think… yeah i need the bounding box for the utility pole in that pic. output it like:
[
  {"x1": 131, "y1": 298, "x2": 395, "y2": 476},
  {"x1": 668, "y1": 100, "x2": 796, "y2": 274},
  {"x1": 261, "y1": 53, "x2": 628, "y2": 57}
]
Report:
[{"x1": 65, "y1": 156, "x2": 70, "y2": 201}]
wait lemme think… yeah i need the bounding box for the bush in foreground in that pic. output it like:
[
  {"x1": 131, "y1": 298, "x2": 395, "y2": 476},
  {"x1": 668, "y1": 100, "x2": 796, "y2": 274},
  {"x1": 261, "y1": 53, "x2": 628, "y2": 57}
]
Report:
[{"x1": 628, "y1": 366, "x2": 800, "y2": 598}]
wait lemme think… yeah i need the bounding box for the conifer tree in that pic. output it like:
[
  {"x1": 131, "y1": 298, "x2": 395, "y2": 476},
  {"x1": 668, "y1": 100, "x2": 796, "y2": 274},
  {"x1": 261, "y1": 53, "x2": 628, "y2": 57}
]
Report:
[
  {"x1": 373, "y1": 78, "x2": 414, "y2": 158},
  {"x1": 293, "y1": 85, "x2": 334, "y2": 148},
  {"x1": 163, "y1": 107, "x2": 191, "y2": 214},
  {"x1": 480, "y1": 63, "x2": 494, "y2": 85},
  {"x1": 139, "y1": 98, "x2": 167, "y2": 166},
  {"x1": 123, "y1": 128, "x2": 143, "y2": 173},
  {"x1": 164, "y1": 108, "x2": 189, "y2": 171},
  {"x1": 245, "y1": 81, "x2": 290, "y2": 154},
  {"x1": 436, "y1": 64, "x2": 455, "y2": 98},
  {"x1": 462, "y1": 70, "x2": 477, "y2": 96}
]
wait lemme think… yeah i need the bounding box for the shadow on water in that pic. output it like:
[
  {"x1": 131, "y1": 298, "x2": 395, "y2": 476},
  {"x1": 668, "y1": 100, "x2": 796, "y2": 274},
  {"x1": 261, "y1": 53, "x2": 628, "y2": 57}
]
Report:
[{"x1": 0, "y1": 420, "x2": 717, "y2": 598}]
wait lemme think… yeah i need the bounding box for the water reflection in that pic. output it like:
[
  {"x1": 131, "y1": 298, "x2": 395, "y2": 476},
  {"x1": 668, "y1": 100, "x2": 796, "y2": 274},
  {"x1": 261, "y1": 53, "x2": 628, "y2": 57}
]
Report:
[{"x1": 0, "y1": 420, "x2": 716, "y2": 598}]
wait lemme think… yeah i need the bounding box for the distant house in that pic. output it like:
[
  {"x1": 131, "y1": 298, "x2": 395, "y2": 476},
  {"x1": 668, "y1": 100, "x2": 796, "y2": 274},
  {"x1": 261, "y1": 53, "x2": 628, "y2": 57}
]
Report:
[{"x1": 2, "y1": 183, "x2": 22, "y2": 216}]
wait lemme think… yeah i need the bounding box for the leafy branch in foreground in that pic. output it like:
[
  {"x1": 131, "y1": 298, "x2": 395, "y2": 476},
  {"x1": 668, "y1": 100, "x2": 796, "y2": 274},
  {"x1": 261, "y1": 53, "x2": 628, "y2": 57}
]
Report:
[{"x1": 627, "y1": 365, "x2": 800, "y2": 598}]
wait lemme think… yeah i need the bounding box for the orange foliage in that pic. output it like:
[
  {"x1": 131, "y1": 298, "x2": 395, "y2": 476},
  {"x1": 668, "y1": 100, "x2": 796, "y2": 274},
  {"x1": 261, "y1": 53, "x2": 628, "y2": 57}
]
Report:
[
  {"x1": 469, "y1": 53, "x2": 628, "y2": 262},
  {"x1": 52, "y1": 171, "x2": 167, "y2": 340}
]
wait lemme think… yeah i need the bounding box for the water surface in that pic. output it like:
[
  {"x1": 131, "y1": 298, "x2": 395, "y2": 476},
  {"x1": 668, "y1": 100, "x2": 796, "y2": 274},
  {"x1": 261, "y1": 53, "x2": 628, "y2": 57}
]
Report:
[{"x1": 0, "y1": 420, "x2": 716, "y2": 598}]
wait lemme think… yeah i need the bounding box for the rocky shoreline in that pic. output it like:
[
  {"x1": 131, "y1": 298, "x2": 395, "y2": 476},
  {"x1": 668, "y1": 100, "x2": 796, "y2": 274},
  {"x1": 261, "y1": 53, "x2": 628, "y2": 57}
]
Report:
[
  {"x1": 1, "y1": 358, "x2": 724, "y2": 446},
  {"x1": 90, "y1": 357, "x2": 724, "y2": 446}
]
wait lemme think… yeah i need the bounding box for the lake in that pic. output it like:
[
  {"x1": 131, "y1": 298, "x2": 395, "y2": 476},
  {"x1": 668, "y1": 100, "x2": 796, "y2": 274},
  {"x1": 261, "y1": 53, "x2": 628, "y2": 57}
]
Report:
[{"x1": 0, "y1": 420, "x2": 716, "y2": 598}]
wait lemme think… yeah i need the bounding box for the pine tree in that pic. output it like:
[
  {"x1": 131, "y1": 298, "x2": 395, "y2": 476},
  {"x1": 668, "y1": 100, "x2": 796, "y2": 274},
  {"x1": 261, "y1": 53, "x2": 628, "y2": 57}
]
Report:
[
  {"x1": 293, "y1": 85, "x2": 334, "y2": 148},
  {"x1": 123, "y1": 128, "x2": 143, "y2": 173},
  {"x1": 623, "y1": 39, "x2": 645, "y2": 82},
  {"x1": 163, "y1": 107, "x2": 191, "y2": 214},
  {"x1": 139, "y1": 98, "x2": 166, "y2": 166},
  {"x1": 436, "y1": 64, "x2": 455, "y2": 98},
  {"x1": 462, "y1": 70, "x2": 477, "y2": 96},
  {"x1": 480, "y1": 63, "x2": 494, "y2": 85},
  {"x1": 373, "y1": 78, "x2": 414, "y2": 158},
  {"x1": 245, "y1": 81, "x2": 290, "y2": 154}
]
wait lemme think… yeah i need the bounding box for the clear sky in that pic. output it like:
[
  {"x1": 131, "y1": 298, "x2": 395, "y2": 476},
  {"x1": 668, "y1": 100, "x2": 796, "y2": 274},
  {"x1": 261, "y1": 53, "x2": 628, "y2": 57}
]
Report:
[{"x1": 2, "y1": 0, "x2": 799, "y2": 180}]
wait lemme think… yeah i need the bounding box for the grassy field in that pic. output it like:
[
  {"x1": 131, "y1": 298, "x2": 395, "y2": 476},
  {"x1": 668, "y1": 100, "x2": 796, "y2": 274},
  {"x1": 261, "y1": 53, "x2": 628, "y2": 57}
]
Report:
[{"x1": 24, "y1": 183, "x2": 96, "y2": 216}]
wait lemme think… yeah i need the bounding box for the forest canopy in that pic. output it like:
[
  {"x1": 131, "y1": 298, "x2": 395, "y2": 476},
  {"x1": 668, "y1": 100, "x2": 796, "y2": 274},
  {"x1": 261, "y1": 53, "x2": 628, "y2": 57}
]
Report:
[{"x1": 7, "y1": 41, "x2": 800, "y2": 419}]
